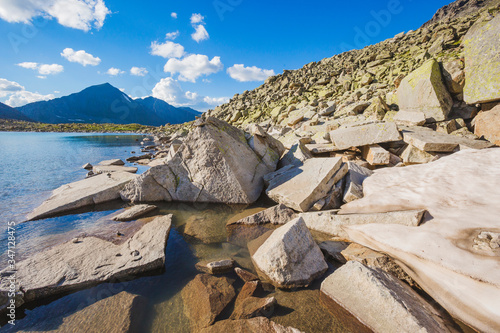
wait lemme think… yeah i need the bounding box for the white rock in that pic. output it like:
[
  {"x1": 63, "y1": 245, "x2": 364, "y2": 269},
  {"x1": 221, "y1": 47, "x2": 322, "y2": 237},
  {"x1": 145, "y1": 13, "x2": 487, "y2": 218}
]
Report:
[
  {"x1": 393, "y1": 110, "x2": 426, "y2": 126},
  {"x1": 98, "y1": 159, "x2": 125, "y2": 166},
  {"x1": 329, "y1": 122, "x2": 402, "y2": 150},
  {"x1": 112, "y1": 204, "x2": 158, "y2": 221},
  {"x1": 402, "y1": 127, "x2": 494, "y2": 152},
  {"x1": 362, "y1": 144, "x2": 390, "y2": 165}
]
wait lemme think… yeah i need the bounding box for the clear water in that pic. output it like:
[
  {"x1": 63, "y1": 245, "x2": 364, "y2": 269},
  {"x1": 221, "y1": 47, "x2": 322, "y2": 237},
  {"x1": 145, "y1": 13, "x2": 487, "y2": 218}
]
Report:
[{"x1": 0, "y1": 132, "x2": 352, "y2": 332}]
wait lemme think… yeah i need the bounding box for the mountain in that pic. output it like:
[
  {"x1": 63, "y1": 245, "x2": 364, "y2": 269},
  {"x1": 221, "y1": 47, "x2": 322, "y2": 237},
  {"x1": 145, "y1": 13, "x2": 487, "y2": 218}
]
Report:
[
  {"x1": 0, "y1": 101, "x2": 32, "y2": 121},
  {"x1": 18, "y1": 83, "x2": 201, "y2": 126}
]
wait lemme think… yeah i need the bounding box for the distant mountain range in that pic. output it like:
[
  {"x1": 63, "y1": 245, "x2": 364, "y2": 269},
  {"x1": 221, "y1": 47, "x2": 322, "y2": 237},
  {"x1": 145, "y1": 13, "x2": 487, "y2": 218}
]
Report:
[
  {"x1": 0, "y1": 101, "x2": 32, "y2": 121},
  {"x1": 1, "y1": 83, "x2": 201, "y2": 126}
]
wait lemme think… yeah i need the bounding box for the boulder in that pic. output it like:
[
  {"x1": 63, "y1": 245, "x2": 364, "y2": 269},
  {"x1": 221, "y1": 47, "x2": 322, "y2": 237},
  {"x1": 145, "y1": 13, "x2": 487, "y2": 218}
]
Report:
[
  {"x1": 230, "y1": 296, "x2": 276, "y2": 320},
  {"x1": 196, "y1": 259, "x2": 235, "y2": 275},
  {"x1": 329, "y1": 122, "x2": 402, "y2": 150},
  {"x1": 199, "y1": 317, "x2": 303, "y2": 333},
  {"x1": 27, "y1": 172, "x2": 137, "y2": 221},
  {"x1": 234, "y1": 267, "x2": 259, "y2": 282},
  {"x1": 441, "y1": 58, "x2": 465, "y2": 95},
  {"x1": 182, "y1": 274, "x2": 236, "y2": 331},
  {"x1": 112, "y1": 204, "x2": 157, "y2": 221},
  {"x1": 227, "y1": 204, "x2": 297, "y2": 227},
  {"x1": 321, "y1": 261, "x2": 455, "y2": 333},
  {"x1": 98, "y1": 158, "x2": 125, "y2": 166},
  {"x1": 474, "y1": 105, "x2": 500, "y2": 146},
  {"x1": 300, "y1": 209, "x2": 425, "y2": 240},
  {"x1": 393, "y1": 110, "x2": 426, "y2": 127},
  {"x1": 402, "y1": 127, "x2": 494, "y2": 152},
  {"x1": 93, "y1": 165, "x2": 138, "y2": 174},
  {"x1": 400, "y1": 144, "x2": 438, "y2": 164},
  {"x1": 396, "y1": 59, "x2": 453, "y2": 122},
  {"x1": 343, "y1": 162, "x2": 373, "y2": 203},
  {"x1": 362, "y1": 144, "x2": 390, "y2": 165},
  {"x1": 82, "y1": 163, "x2": 92, "y2": 170},
  {"x1": 318, "y1": 241, "x2": 349, "y2": 263},
  {"x1": 463, "y1": 14, "x2": 500, "y2": 104},
  {"x1": 340, "y1": 148, "x2": 500, "y2": 332},
  {"x1": 251, "y1": 217, "x2": 328, "y2": 288},
  {"x1": 121, "y1": 117, "x2": 282, "y2": 204},
  {"x1": 0, "y1": 215, "x2": 172, "y2": 307},
  {"x1": 266, "y1": 157, "x2": 347, "y2": 212}
]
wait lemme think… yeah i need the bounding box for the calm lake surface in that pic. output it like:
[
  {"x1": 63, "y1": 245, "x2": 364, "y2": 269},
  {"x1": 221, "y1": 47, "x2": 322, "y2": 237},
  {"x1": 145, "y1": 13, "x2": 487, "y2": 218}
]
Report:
[{"x1": 0, "y1": 132, "x2": 352, "y2": 332}]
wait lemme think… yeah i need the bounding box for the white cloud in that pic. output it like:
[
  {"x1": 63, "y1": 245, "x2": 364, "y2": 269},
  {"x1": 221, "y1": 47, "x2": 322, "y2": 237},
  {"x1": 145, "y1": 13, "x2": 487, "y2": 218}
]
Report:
[
  {"x1": 150, "y1": 41, "x2": 185, "y2": 59},
  {"x1": 0, "y1": 77, "x2": 54, "y2": 106},
  {"x1": 164, "y1": 54, "x2": 223, "y2": 82},
  {"x1": 17, "y1": 62, "x2": 64, "y2": 76},
  {"x1": 61, "y1": 48, "x2": 101, "y2": 66},
  {"x1": 0, "y1": 78, "x2": 24, "y2": 98},
  {"x1": 165, "y1": 31, "x2": 180, "y2": 40},
  {"x1": 152, "y1": 77, "x2": 227, "y2": 111},
  {"x1": 130, "y1": 67, "x2": 148, "y2": 76},
  {"x1": 227, "y1": 64, "x2": 275, "y2": 82},
  {"x1": 191, "y1": 25, "x2": 209, "y2": 43},
  {"x1": 38, "y1": 76, "x2": 47, "y2": 79},
  {"x1": 190, "y1": 13, "x2": 204, "y2": 24},
  {"x1": 106, "y1": 67, "x2": 125, "y2": 76},
  {"x1": 171, "y1": 12, "x2": 177, "y2": 19},
  {"x1": 0, "y1": 0, "x2": 111, "y2": 32},
  {"x1": 6, "y1": 91, "x2": 55, "y2": 107}
]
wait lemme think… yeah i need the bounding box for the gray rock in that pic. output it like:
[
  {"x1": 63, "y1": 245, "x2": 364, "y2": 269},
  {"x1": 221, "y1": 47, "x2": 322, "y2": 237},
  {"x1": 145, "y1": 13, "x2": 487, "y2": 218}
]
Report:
[
  {"x1": 362, "y1": 144, "x2": 390, "y2": 165},
  {"x1": 402, "y1": 127, "x2": 494, "y2": 152},
  {"x1": 266, "y1": 157, "x2": 347, "y2": 212},
  {"x1": 27, "y1": 172, "x2": 137, "y2": 221},
  {"x1": 98, "y1": 159, "x2": 125, "y2": 166},
  {"x1": 329, "y1": 122, "x2": 402, "y2": 150},
  {"x1": 343, "y1": 162, "x2": 373, "y2": 203},
  {"x1": 227, "y1": 204, "x2": 297, "y2": 226},
  {"x1": 82, "y1": 163, "x2": 92, "y2": 170},
  {"x1": 112, "y1": 204, "x2": 158, "y2": 221},
  {"x1": 252, "y1": 217, "x2": 328, "y2": 288},
  {"x1": 278, "y1": 141, "x2": 313, "y2": 168},
  {"x1": 93, "y1": 165, "x2": 138, "y2": 174},
  {"x1": 400, "y1": 144, "x2": 438, "y2": 164},
  {"x1": 0, "y1": 215, "x2": 172, "y2": 307},
  {"x1": 393, "y1": 110, "x2": 426, "y2": 127},
  {"x1": 321, "y1": 261, "x2": 454, "y2": 333}
]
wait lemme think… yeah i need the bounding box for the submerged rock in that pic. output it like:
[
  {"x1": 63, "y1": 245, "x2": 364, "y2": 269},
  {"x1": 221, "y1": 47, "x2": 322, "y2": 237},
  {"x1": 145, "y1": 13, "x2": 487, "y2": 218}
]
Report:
[
  {"x1": 251, "y1": 217, "x2": 328, "y2": 288},
  {"x1": 199, "y1": 317, "x2": 303, "y2": 333},
  {"x1": 27, "y1": 171, "x2": 137, "y2": 221},
  {"x1": 196, "y1": 259, "x2": 235, "y2": 275},
  {"x1": 321, "y1": 261, "x2": 455, "y2": 333},
  {"x1": 112, "y1": 204, "x2": 157, "y2": 221},
  {"x1": 0, "y1": 215, "x2": 172, "y2": 307},
  {"x1": 121, "y1": 117, "x2": 282, "y2": 204}
]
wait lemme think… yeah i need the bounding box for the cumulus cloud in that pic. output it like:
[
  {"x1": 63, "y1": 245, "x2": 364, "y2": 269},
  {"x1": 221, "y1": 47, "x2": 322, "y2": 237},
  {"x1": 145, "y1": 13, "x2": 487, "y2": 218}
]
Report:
[
  {"x1": 227, "y1": 64, "x2": 275, "y2": 82},
  {"x1": 106, "y1": 67, "x2": 125, "y2": 76},
  {"x1": 192, "y1": 25, "x2": 209, "y2": 43},
  {"x1": 190, "y1": 13, "x2": 209, "y2": 42},
  {"x1": 152, "y1": 78, "x2": 227, "y2": 110},
  {"x1": 164, "y1": 54, "x2": 223, "y2": 82},
  {"x1": 150, "y1": 41, "x2": 185, "y2": 59},
  {"x1": 0, "y1": 77, "x2": 54, "y2": 107},
  {"x1": 130, "y1": 67, "x2": 148, "y2": 76},
  {"x1": 0, "y1": 0, "x2": 111, "y2": 32},
  {"x1": 171, "y1": 12, "x2": 177, "y2": 19},
  {"x1": 18, "y1": 62, "x2": 64, "y2": 76},
  {"x1": 165, "y1": 31, "x2": 180, "y2": 40},
  {"x1": 61, "y1": 48, "x2": 101, "y2": 66}
]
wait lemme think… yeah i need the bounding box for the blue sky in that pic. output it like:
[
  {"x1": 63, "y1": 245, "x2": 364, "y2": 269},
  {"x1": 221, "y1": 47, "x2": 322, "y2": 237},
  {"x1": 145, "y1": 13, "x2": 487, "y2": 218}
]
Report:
[{"x1": 0, "y1": 0, "x2": 451, "y2": 111}]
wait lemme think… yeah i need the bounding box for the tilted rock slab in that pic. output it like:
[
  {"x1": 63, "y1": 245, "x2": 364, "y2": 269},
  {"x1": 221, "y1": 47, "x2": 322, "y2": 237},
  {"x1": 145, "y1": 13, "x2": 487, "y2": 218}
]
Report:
[
  {"x1": 252, "y1": 217, "x2": 328, "y2": 288},
  {"x1": 463, "y1": 14, "x2": 500, "y2": 104},
  {"x1": 266, "y1": 157, "x2": 347, "y2": 212},
  {"x1": 27, "y1": 171, "x2": 137, "y2": 221},
  {"x1": 121, "y1": 117, "x2": 282, "y2": 204},
  {"x1": 339, "y1": 148, "x2": 500, "y2": 332},
  {"x1": 321, "y1": 261, "x2": 455, "y2": 333},
  {"x1": 396, "y1": 59, "x2": 453, "y2": 122},
  {"x1": 227, "y1": 204, "x2": 297, "y2": 227},
  {"x1": 112, "y1": 204, "x2": 158, "y2": 221},
  {"x1": 0, "y1": 215, "x2": 172, "y2": 306},
  {"x1": 343, "y1": 162, "x2": 373, "y2": 203},
  {"x1": 329, "y1": 122, "x2": 402, "y2": 150},
  {"x1": 200, "y1": 317, "x2": 303, "y2": 333},
  {"x1": 300, "y1": 209, "x2": 425, "y2": 240}
]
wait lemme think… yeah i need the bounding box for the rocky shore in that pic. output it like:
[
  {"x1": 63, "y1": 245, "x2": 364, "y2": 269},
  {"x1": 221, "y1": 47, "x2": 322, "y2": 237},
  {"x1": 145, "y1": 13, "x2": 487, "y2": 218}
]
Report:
[{"x1": 2, "y1": 1, "x2": 500, "y2": 332}]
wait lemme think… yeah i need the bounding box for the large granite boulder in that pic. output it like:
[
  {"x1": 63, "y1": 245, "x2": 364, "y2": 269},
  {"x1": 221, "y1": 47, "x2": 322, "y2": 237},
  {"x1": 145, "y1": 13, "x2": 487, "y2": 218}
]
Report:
[
  {"x1": 0, "y1": 215, "x2": 172, "y2": 307},
  {"x1": 397, "y1": 59, "x2": 453, "y2": 122},
  {"x1": 340, "y1": 148, "x2": 500, "y2": 332},
  {"x1": 266, "y1": 157, "x2": 347, "y2": 212},
  {"x1": 463, "y1": 14, "x2": 500, "y2": 104},
  {"x1": 475, "y1": 105, "x2": 500, "y2": 146},
  {"x1": 121, "y1": 117, "x2": 282, "y2": 204},
  {"x1": 321, "y1": 261, "x2": 455, "y2": 333},
  {"x1": 27, "y1": 171, "x2": 137, "y2": 221},
  {"x1": 251, "y1": 217, "x2": 328, "y2": 288}
]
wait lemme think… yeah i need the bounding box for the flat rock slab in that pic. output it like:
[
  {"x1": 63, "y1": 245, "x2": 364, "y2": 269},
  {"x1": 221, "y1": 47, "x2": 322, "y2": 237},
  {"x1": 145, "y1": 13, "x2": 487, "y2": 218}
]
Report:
[
  {"x1": 0, "y1": 215, "x2": 172, "y2": 306},
  {"x1": 321, "y1": 261, "x2": 454, "y2": 333},
  {"x1": 402, "y1": 127, "x2": 494, "y2": 152},
  {"x1": 252, "y1": 217, "x2": 328, "y2": 288},
  {"x1": 393, "y1": 110, "x2": 426, "y2": 127},
  {"x1": 463, "y1": 14, "x2": 500, "y2": 104},
  {"x1": 329, "y1": 122, "x2": 402, "y2": 150},
  {"x1": 98, "y1": 159, "x2": 125, "y2": 166},
  {"x1": 112, "y1": 204, "x2": 158, "y2": 221},
  {"x1": 227, "y1": 204, "x2": 297, "y2": 226},
  {"x1": 339, "y1": 148, "x2": 500, "y2": 332},
  {"x1": 199, "y1": 317, "x2": 303, "y2": 333},
  {"x1": 266, "y1": 157, "x2": 346, "y2": 212},
  {"x1": 300, "y1": 209, "x2": 425, "y2": 240},
  {"x1": 362, "y1": 144, "x2": 390, "y2": 165},
  {"x1": 305, "y1": 143, "x2": 340, "y2": 154},
  {"x1": 27, "y1": 172, "x2": 137, "y2": 221},
  {"x1": 93, "y1": 165, "x2": 138, "y2": 174}
]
